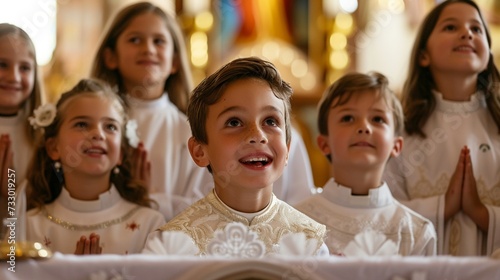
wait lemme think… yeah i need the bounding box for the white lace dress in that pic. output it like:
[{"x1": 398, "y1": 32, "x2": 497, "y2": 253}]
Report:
[
  {"x1": 384, "y1": 91, "x2": 500, "y2": 256},
  {"x1": 25, "y1": 185, "x2": 165, "y2": 254}
]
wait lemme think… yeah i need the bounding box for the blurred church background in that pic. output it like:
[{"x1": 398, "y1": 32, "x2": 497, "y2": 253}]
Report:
[{"x1": 1, "y1": 0, "x2": 499, "y2": 186}]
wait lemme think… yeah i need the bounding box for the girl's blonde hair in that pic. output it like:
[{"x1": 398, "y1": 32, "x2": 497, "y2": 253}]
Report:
[
  {"x1": 27, "y1": 78, "x2": 153, "y2": 210},
  {"x1": 90, "y1": 1, "x2": 193, "y2": 113},
  {"x1": 0, "y1": 23, "x2": 44, "y2": 144},
  {"x1": 404, "y1": 0, "x2": 500, "y2": 137}
]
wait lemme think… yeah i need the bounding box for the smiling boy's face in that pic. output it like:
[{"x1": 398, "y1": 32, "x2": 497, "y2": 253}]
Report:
[{"x1": 189, "y1": 78, "x2": 289, "y2": 193}]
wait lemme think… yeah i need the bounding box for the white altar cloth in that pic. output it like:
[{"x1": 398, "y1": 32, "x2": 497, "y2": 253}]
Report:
[{"x1": 2, "y1": 253, "x2": 500, "y2": 280}]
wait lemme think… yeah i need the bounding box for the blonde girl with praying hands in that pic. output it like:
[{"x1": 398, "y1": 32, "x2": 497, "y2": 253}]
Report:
[
  {"x1": 383, "y1": 0, "x2": 500, "y2": 256},
  {"x1": 22, "y1": 78, "x2": 164, "y2": 255},
  {"x1": 0, "y1": 23, "x2": 44, "y2": 236}
]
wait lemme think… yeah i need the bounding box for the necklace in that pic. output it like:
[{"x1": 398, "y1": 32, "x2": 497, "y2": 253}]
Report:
[{"x1": 42, "y1": 206, "x2": 141, "y2": 231}]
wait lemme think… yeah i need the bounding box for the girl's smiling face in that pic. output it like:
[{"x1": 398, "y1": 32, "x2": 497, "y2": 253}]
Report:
[
  {"x1": 0, "y1": 34, "x2": 35, "y2": 115},
  {"x1": 420, "y1": 2, "x2": 489, "y2": 77},
  {"x1": 47, "y1": 95, "x2": 124, "y2": 177},
  {"x1": 105, "y1": 12, "x2": 177, "y2": 98}
]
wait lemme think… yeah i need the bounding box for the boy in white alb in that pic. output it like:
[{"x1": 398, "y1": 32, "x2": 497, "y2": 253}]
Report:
[
  {"x1": 143, "y1": 57, "x2": 327, "y2": 257},
  {"x1": 296, "y1": 72, "x2": 436, "y2": 256}
]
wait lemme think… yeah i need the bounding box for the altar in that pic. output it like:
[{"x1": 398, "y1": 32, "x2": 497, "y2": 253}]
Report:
[{"x1": 2, "y1": 253, "x2": 500, "y2": 280}]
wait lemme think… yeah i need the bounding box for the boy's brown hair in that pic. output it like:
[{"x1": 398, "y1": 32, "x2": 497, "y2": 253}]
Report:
[
  {"x1": 317, "y1": 72, "x2": 403, "y2": 136},
  {"x1": 187, "y1": 57, "x2": 293, "y2": 145}
]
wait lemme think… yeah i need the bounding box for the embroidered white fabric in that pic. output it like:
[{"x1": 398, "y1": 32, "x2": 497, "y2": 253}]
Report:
[
  {"x1": 143, "y1": 231, "x2": 199, "y2": 255},
  {"x1": 274, "y1": 232, "x2": 322, "y2": 256},
  {"x1": 206, "y1": 222, "x2": 265, "y2": 258},
  {"x1": 343, "y1": 229, "x2": 398, "y2": 257}
]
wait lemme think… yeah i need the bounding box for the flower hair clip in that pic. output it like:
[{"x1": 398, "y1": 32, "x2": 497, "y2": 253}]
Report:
[
  {"x1": 125, "y1": 119, "x2": 140, "y2": 148},
  {"x1": 28, "y1": 103, "x2": 57, "y2": 130},
  {"x1": 29, "y1": 104, "x2": 140, "y2": 147}
]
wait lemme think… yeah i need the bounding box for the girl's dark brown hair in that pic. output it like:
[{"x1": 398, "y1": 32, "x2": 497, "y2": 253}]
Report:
[
  {"x1": 404, "y1": 0, "x2": 500, "y2": 137},
  {"x1": 27, "y1": 78, "x2": 154, "y2": 210},
  {"x1": 90, "y1": 2, "x2": 193, "y2": 113}
]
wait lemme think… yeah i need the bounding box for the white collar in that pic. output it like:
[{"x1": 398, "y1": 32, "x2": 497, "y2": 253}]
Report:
[
  {"x1": 320, "y1": 178, "x2": 394, "y2": 208},
  {"x1": 57, "y1": 184, "x2": 121, "y2": 212},
  {"x1": 433, "y1": 90, "x2": 485, "y2": 113},
  {"x1": 0, "y1": 107, "x2": 29, "y2": 125},
  {"x1": 126, "y1": 93, "x2": 169, "y2": 109}
]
